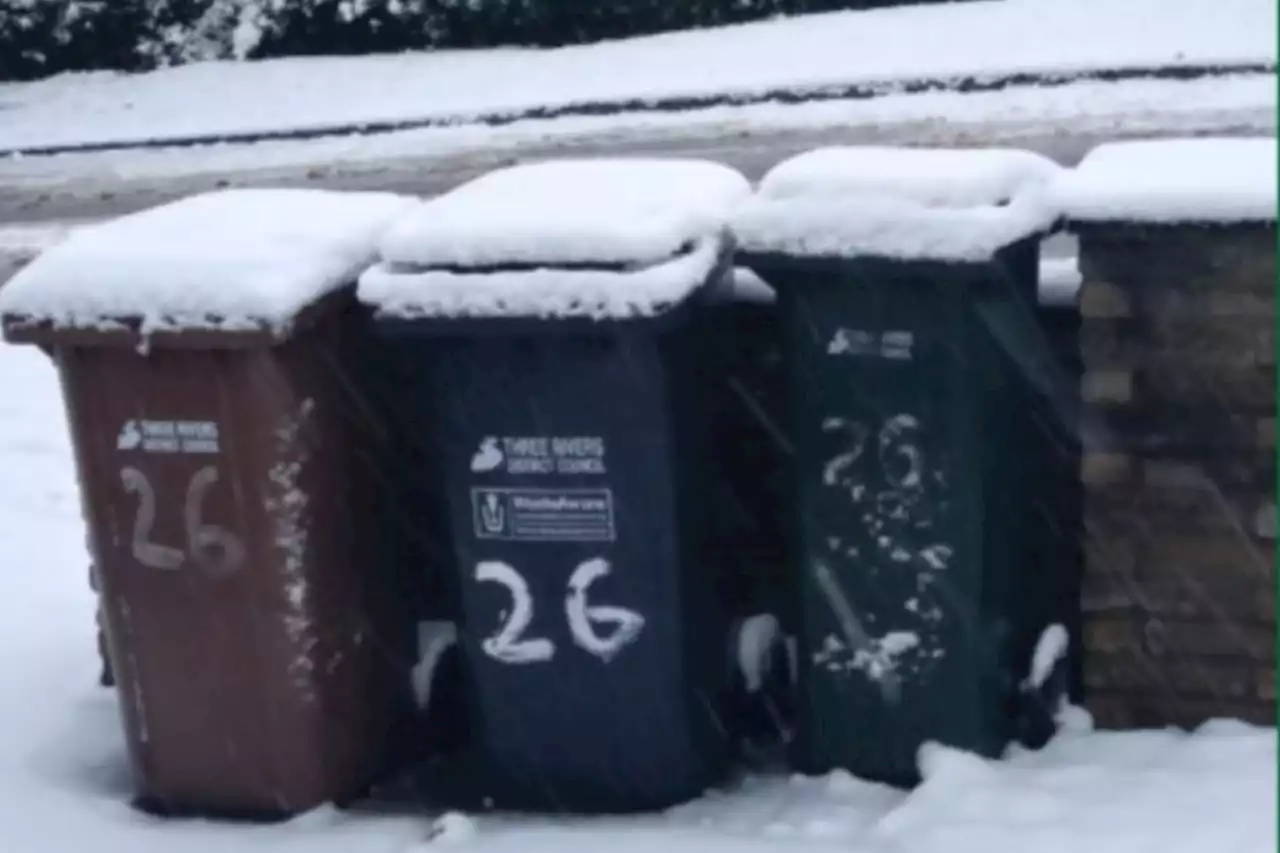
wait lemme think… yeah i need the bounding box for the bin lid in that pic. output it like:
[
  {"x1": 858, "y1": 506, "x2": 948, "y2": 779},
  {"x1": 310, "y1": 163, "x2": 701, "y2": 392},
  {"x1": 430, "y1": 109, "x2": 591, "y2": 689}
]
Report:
[
  {"x1": 1050, "y1": 137, "x2": 1277, "y2": 226},
  {"x1": 731, "y1": 145, "x2": 1062, "y2": 263},
  {"x1": 359, "y1": 158, "x2": 748, "y2": 321},
  {"x1": 0, "y1": 188, "x2": 415, "y2": 348}
]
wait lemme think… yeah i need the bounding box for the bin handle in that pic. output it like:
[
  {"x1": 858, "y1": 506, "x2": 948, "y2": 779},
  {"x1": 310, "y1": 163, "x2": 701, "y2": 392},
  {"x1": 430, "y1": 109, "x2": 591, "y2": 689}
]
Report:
[{"x1": 412, "y1": 620, "x2": 457, "y2": 713}]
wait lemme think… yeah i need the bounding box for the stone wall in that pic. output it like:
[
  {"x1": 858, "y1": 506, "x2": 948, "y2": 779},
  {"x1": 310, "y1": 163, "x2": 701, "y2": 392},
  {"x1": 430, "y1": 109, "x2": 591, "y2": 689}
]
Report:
[{"x1": 1076, "y1": 222, "x2": 1276, "y2": 729}]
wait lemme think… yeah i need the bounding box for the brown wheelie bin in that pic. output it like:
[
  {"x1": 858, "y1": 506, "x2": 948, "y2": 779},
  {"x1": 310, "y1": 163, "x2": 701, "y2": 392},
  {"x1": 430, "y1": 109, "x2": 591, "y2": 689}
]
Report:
[{"x1": 0, "y1": 188, "x2": 419, "y2": 819}]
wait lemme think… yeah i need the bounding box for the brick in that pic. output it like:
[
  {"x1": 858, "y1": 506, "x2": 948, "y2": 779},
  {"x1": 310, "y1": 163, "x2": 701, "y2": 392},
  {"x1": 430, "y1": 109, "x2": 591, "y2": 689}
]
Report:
[
  {"x1": 1080, "y1": 545, "x2": 1142, "y2": 609},
  {"x1": 1083, "y1": 616, "x2": 1139, "y2": 654},
  {"x1": 1085, "y1": 690, "x2": 1274, "y2": 731},
  {"x1": 1082, "y1": 406, "x2": 1272, "y2": 459},
  {"x1": 1081, "y1": 452, "x2": 1133, "y2": 486},
  {"x1": 1259, "y1": 669, "x2": 1276, "y2": 702},
  {"x1": 1142, "y1": 460, "x2": 1208, "y2": 489},
  {"x1": 1201, "y1": 292, "x2": 1276, "y2": 317},
  {"x1": 1258, "y1": 419, "x2": 1276, "y2": 449},
  {"x1": 1076, "y1": 223, "x2": 1277, "y2": 299},
  {"x1": 1174, "y1": 698, "x2": 1274, "y2": 728},
  {"x1": 1082, "y1": 314, "x2": 1275, "y2": 370},
  {"x1": 1137, "y1": 617, "x2": 1274, "y2": 661},
  {"x1": 1084, "y1": 482, "x2": 1273, "y2": 540},
  {"x1": 1133, "y1": 362, "x2": 1275, "y2": 412},
  {"x1": 1121, "y1": 575, "x2": 1275, "y2": 624},
  {"x1": 1082, "y1": 369, "x2": 1133, "y2": 404},
  {"x1": 1083, "y1": 653, "x2": 1262, "y2": 698},
  {"x1": 1253, "y1": 503, "x2": 1276, "y2": 541},
  {"x1": 1079, "y1": 516, "x2": 1141, "y2": 570},
  {"x1": 1141, "y1": 533, "x2": 1276, "y2": 586},
  {"x1": 1083, "y1": 692, "x2": 1144, "y2": 730},
  {"x1": 1079, "y1": 279, "x2": 1133, "y2": 319}
]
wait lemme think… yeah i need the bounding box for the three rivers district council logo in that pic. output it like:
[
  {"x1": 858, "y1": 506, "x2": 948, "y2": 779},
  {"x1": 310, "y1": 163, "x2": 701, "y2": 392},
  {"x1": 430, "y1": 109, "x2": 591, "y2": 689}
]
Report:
[{"x1": 468, "y1": 435, "x2": 615, "y2": 543}]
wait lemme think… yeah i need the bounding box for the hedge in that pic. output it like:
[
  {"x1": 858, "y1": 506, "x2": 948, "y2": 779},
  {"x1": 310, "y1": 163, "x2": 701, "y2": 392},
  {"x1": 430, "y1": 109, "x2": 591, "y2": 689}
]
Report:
[{"x1": 1, "y1": 0, "x2": 965, "y2": 82}]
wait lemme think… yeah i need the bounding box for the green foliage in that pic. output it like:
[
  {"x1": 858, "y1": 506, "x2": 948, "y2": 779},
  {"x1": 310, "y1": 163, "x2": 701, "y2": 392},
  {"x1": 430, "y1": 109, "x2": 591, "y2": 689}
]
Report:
[{"x1": 0, "y1": 0, "x2": 962, "y2": 81}]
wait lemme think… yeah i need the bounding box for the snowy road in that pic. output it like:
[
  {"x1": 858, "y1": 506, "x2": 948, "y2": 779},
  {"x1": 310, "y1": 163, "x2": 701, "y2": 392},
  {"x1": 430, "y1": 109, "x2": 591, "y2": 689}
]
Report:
[{"x1": 0, "y1": 90, "x2": 1272, "y2": 228}]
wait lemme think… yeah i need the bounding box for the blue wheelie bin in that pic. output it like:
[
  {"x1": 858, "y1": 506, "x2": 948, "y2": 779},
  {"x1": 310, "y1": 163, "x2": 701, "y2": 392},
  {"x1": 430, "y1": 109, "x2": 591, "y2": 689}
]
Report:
[{"x1": 359, "y1": 158, "x2": 785, "y2": 811}]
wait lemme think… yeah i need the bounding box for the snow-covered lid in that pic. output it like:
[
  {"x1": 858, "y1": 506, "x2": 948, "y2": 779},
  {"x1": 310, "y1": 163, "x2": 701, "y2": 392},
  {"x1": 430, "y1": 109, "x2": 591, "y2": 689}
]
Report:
[
  {"x1": 362, "y1": 158, "x2": 746, "y2": 319},
  {"x1": 756, "y1": 146, "x2": 1061, "y2": 207},
  {"x1": 1053, "y1": 137, "x2": 1278, "y2": 224},
  {"x1": 727, "y1": 268, "x2": 777, "y2": 305},
  {"x1": 0, "y1": 188, "x2": 415, "y2": 337},
  {"x1": 376, "y1": 157, "x2": 751, "y2": 269},
  {"x1": 359, "y1": 237, "x2": 728, "y2": 321},
  {"x1": 732, "y1": 145, "x2": 1062, "y2": 262}
]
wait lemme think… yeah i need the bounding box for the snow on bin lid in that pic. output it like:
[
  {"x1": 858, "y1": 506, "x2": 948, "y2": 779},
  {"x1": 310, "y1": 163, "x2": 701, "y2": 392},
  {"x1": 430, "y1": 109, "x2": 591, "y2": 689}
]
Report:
[
  {"x1": 0, "y1": 188, "x2": 415, "y2": 336},
  {"x1": 732, "y1": 145, "x2": 1062, "y2": 262},
  {"x1": 361, "y1": 158, "x2": 749, "y2": 320},
  {"x1": 359, "y1": 238, "x2": 728, "y2": 320},
  {"x1": 1052, "y1": 137, "x2": 1278, "y2": 224},
  {"x1": 375, "y1": 158, "x2": 751, "y2": 269}
]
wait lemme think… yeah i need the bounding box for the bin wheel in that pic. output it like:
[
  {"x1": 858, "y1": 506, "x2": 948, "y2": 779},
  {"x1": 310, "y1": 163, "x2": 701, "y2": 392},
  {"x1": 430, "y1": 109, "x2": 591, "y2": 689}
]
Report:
[
  {"x1": 97, "y1": 625, "x2": 115, "y2": 688},
  {"x1": 729, "y1": 613, "x2": 783, "y2": 694},
  {"x1": 1014, "y1": 654, "x2": 1069, "y2": 750},
  {"x1": 727, "y1": 615, "x2": 795, "y2": 759},
  {"x1": 412, "y1": 620, "x2": 457, "y2": 714}
]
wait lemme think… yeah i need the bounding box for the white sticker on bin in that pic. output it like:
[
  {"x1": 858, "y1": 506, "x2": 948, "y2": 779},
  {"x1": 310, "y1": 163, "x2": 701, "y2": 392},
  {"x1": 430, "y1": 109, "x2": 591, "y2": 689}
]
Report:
[
  {"x1": 471, "y1": 487, "x2": 616, "y2": 543},
  {"x1": 470, "y1": 435, "x2": 607, "y2": 476},
  {"x1": 117, "y1": 419, "x2": 220, "y2": 455}
]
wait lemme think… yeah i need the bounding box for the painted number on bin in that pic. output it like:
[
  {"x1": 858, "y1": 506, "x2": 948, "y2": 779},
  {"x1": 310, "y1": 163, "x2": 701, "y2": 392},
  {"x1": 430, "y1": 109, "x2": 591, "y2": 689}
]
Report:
[
  {"x1": 476, "y1": 558, "x2": 645, "y2": 665},
  {"x1": 822, "y1": 413, "x2": 923, "y2": 493},
  {"x1": 815, "y1": 410, "x2": 952, "y2": 692},
  {"x1": 119, "y1": 466, "x2": 247, "y2": 577}
]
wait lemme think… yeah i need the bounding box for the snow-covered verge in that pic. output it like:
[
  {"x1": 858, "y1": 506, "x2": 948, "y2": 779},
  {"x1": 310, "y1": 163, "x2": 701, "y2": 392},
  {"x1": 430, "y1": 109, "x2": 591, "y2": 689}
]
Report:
[
  {"x1": 0, "y1": 71, "x2": 1272, "y2": 194},
  {"x1": 0, "y1": 0, "x2": 1273, "y2": 155}
]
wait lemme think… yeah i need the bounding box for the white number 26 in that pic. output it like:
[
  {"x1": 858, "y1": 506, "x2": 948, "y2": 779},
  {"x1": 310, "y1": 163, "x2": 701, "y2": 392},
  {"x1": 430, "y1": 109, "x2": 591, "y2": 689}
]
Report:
[
  {"x1": 119, "y1": 465, "x2": 247, "y2": 577},
  {"x1": 475, "y1": 557, "x2": 645, "y2": 666}
]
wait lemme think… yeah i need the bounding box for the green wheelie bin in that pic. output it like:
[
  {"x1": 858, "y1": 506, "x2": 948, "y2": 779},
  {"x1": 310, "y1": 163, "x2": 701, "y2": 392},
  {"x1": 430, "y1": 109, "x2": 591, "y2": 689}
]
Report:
[{"x1": 732, "y1": 145, "x2": 1083, "y2": 786}]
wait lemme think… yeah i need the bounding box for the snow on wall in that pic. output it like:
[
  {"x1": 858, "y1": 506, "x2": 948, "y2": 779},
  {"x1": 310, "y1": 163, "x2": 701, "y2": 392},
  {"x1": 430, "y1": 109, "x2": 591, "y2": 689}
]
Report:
[
  {"x1": 0, "y1": 188, "x2": 415, "y2": 335},
  {"x1": 1052, "y1": 136, "x2": 1278, "y2": 223},
  {"x1": 732, "y1": 146, "x2": 1062, "y2": 262}
]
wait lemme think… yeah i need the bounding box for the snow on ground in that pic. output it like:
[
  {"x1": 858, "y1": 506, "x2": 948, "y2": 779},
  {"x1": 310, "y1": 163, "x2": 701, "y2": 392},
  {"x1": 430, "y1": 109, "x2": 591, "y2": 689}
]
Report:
[
  {"x1": 0, "y1": 0, "x2": 1273, "y2": 155},
  {"x1": 0, "y1": 338, "x2": 1273, "y2": 853}
]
